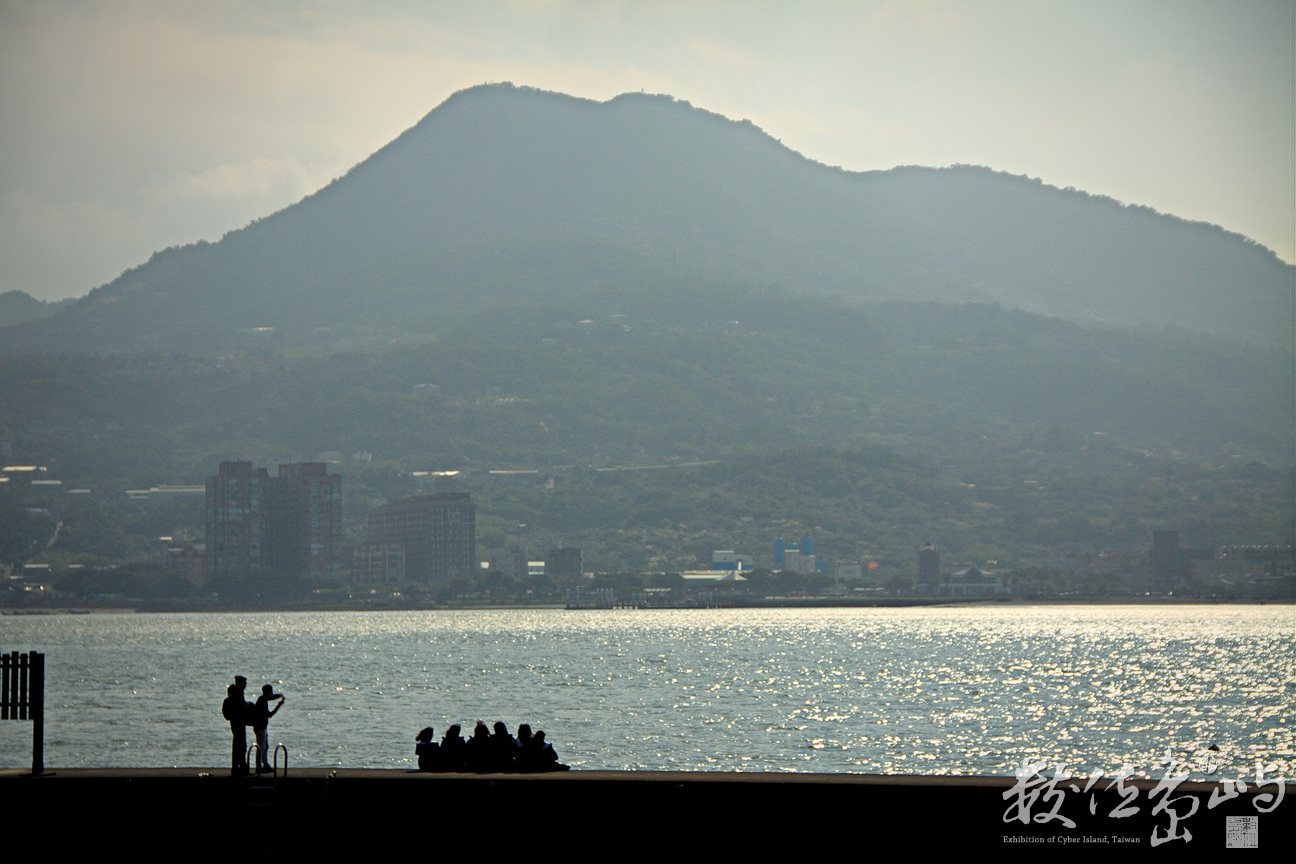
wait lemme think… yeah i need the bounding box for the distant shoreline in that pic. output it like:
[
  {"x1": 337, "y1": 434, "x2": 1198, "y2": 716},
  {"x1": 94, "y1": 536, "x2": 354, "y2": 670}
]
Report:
[{"x1": 3, "y1": 596, "x2": 1289, "y2": 614}]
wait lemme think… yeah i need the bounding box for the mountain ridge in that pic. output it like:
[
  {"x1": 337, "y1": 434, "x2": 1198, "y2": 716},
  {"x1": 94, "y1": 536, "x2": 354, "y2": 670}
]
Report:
[{"x1": 4, "y1": 82, "x2": 1292, "y2": 353}]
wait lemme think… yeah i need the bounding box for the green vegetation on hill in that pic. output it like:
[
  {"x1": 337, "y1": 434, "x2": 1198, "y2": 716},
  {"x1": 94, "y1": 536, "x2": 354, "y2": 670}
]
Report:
[
  {"x1": 1, "y1": 293, "x2": 1290, "y2": 586},
  {"x1": 461, "y1": 445, "x2": 1292, "y2": 574},
  {"x1": 3, "y1": 290, "x2": 1290, "y2": 467}
]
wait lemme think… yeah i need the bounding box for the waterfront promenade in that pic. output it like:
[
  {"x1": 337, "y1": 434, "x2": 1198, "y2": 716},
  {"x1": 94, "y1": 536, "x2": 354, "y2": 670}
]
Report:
[{"x1": 2, "y1": 767, "x2": 1288, "y2": 853}]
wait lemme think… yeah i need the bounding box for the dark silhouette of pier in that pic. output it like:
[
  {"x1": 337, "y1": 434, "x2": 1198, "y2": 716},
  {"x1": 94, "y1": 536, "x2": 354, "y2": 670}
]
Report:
[{"x1": 1, "y1": 767, "x2": 1288, "y2": 854}]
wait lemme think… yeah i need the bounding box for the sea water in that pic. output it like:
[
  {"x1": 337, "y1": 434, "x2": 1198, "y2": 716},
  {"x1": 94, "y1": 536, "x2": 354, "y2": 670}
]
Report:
[{"x1": 1, "y1": 605, "x2": 1291, "y2": 778}]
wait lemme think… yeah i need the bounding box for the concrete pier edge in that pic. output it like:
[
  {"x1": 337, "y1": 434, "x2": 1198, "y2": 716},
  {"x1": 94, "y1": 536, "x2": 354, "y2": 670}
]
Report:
[{"x1": 2, "y1": 768, "x2": 1289, "y2": 853}]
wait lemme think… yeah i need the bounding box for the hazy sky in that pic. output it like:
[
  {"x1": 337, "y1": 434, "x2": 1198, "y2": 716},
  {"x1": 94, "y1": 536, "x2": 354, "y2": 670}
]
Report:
[{"x1": 2, "y1": 0, "x2": 1292, "y2": 302}]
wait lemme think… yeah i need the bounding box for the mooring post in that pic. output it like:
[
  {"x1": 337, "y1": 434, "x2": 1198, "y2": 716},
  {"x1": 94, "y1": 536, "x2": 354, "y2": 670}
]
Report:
[{"x1": 30, "y1": 651, "x2": 44, "y2": 776}]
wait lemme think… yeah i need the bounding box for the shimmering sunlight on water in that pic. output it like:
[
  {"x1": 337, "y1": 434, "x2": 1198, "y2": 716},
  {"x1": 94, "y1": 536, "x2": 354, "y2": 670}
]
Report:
[{"x1": 1, "y1": 605, "x2": 1291, "y2": 777}]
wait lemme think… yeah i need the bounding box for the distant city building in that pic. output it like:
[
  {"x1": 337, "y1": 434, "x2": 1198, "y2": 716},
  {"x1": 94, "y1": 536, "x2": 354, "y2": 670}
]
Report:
[
  {"x1": 772, "y1": 534, "x2": 819, "y2": 572},
  {"x1": 345, "y1": 542, "x2": 406, "y2": 586},
  {"x1": 267, "y1": 463, "x2": 342, "y2": 582},
  {"x1": 918, "y1": 542, "x2": 940, "y2": 584},
  {"x1": 1063, "y1": 549, "x2": 1147, "y2": 575},
  {"x1": 205, "y1": 461, "x2": 270, "y2": 580},
  {"x1": 366, "y1": 493, "x2": 476, "y2": 584},
  {"x1": 164, "y1": 540, "x2": 206, "y2": 586},
  {"x1": 835, "y1": 561, "x2": 863, "y2": 581},
  {"x1": 1152, "y1": 530, "x2": 1183, "y2": 585},
  {"x1": 1207, "y1": 546, "x2": 1296, "y2": 581},
  {"x1": 205, "y1": 461, "x2": 341, "y2": 582},
  {"x1": 682, "y1": 570, "x2": 748, "y2": 583},
  {"x1": 711, "y1": 550, "x2": 754, "y2": 571},
  {"x1": 781, "y1": 549, "x2": 817, "y2": 575},
  {"x1": 939, "y1": 564, "x2": 1011, "y2": 596},
  {"x1": 485, "y1": 469, "x2": 540, "y2": 483},
  {"x1": 1152, "y1": 530, "x2": 1212, "y2": 586},
  {"x1": 545, "y1": 547, "x2": 583, "y2": 581},
  {"x1": 485, "y1": 544, "x2": 528, "y2": 578}
]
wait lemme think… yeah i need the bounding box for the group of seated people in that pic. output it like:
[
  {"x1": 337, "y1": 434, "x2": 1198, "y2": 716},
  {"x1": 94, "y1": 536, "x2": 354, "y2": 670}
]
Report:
[{"x1": 415, "y1": 721, "x2": 569, "y2": 773}]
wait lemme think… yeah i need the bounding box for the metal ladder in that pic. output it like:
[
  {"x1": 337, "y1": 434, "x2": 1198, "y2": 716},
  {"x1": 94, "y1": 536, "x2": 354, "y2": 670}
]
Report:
[{"x1": 245, "y1": 743, "x2": 289, "y2": 847}]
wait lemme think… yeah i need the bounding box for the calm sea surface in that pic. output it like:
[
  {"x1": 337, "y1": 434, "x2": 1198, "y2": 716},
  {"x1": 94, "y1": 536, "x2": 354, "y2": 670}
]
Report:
[{"x1": 1, "y1": 605, "x2": 1291, "y2": 778}]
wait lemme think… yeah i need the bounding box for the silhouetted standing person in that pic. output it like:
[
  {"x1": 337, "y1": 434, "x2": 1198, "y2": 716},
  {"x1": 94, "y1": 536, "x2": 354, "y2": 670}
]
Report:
[
  {"x1": 251, "y1": 684, "x2": 284, "y2": 772},
  {"x1": 222, "y1": 675, "x2": 250, "y2": 775}
]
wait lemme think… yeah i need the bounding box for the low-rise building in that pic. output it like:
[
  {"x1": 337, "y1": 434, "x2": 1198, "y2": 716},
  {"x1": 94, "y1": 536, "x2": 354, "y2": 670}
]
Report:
[
  {"x1": 939, "y1": 564, "x2": 1011, "y2": 597},
  {"x1": 712, "y1": 550, "x2": 754, "y2": 571}
]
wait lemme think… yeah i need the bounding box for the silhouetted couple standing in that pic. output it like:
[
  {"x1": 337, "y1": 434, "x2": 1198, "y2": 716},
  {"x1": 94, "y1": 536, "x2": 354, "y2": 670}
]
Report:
[{"x1": 223, "y1": 675, "x2": 285, "y2": 774}]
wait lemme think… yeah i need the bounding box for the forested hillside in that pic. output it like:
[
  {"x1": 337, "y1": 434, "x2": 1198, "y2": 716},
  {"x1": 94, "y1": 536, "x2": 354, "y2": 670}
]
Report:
[
  {"x1": 4, "y1": 293, "x2": 1290, "y2": 471},
  {"x1": 2, "y1": 293, "x2": 1291, "y2": 577}
]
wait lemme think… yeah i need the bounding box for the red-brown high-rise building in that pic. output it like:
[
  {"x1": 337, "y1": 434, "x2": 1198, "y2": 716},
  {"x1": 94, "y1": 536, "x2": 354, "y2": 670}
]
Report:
[
  {"x1": 205, "y1": 461, "x2": 341, "y2": 583},
  {"x1": 267, "y1": 463, "x2": 342, "y2": 582},
  {"x1": 205, "y1": 461, "x2": 270, "y2": 580}
]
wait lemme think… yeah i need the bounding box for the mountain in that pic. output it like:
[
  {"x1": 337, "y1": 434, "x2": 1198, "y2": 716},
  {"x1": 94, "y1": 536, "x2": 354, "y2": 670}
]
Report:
[
  {"x1": 0, "y1": 290, "x2": 72, "y2": 328},
  {"x1": 3, "y1": 83, "x2": 1292, "y2": 354}
]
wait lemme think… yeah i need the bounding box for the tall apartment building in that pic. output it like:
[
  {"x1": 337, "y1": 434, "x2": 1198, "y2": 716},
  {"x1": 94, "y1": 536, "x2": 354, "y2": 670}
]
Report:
[
  {"x1": 366, "y1": 493, "x2": 476, "y2": 584},
  {"x1": 206, "y1": 461, "x2": 270, "y2": 580},
  {"x1": 918, "y1": 542, "x2": 941, "y2": 584},
  {"x1": 205, "y1": 461, "x2": 341, "y2": 582},
  {"x1": 267, "y1": 462, "x2": 342, "y2": 582},
  {"x1": 1151, "y1": 530, "x2": 1182, "y2": 586}
]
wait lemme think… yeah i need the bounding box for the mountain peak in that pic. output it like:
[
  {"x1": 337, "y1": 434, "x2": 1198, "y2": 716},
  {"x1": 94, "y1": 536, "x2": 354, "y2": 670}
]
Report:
[{"x1": 3, "y1": 85, "x2": 1291, "y2": 355}]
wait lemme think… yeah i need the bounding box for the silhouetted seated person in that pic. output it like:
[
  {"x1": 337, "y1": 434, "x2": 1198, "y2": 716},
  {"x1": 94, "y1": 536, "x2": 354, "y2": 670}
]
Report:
[
  {"x1": 516, "y1": 726, "x2": 570, "y2": 772},
  {"x1": 465, "y1": 721, "x2": 492, "y2": 772},
  {"x1": 489, "y1": 721, "x2": 517, "y2": 772},
  {"x1": 532, "y1": 730, "x2": 570, "y2": 772},
  {"x1": 514, "y1": 723, "x2": 533, "y2": 766},
  {"x1": 440, "y1": 724, "x2": 467, "y2": 772},
  {"x1": 415, "y1": 726, "x2": 441, "y2": 772}
]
